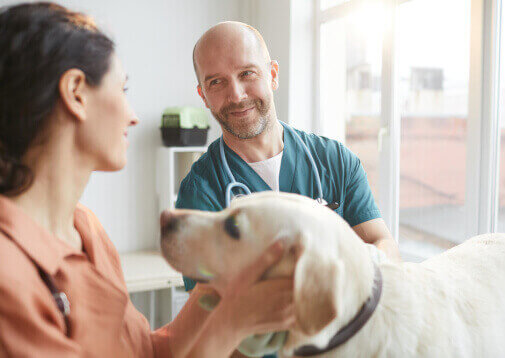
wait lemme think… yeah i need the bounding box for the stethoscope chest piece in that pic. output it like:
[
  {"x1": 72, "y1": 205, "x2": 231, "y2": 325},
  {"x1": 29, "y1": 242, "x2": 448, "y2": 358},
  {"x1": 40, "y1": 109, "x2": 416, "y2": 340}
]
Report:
[
  {"x1": 325, "y1": 201, "x2": 340, "y2": 210},
  {"x1": 317, "y1": 197, "x2": 340, "y2": 210}
]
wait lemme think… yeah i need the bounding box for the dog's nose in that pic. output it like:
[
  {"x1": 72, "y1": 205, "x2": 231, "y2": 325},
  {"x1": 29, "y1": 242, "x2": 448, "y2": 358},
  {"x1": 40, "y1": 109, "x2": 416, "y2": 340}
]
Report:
[
  {"x1": 160, "y1": 210, "x2": 173, "y2": 227},
  {"x1": 160, "y1": 210, "x2": 178, "y2": 236}
]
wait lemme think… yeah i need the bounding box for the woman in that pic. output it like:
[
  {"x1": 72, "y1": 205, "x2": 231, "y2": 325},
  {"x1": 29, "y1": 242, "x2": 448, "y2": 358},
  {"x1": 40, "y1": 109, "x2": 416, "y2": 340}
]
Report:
[{"x1": 0, "y1": 3, "x2": 294, "y2": 357}]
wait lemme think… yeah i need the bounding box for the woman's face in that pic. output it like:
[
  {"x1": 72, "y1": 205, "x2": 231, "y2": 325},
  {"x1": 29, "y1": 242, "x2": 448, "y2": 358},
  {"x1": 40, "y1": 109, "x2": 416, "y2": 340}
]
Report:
[{"x1": 77, "y1": 54, "x2": 138, "y2": 171}]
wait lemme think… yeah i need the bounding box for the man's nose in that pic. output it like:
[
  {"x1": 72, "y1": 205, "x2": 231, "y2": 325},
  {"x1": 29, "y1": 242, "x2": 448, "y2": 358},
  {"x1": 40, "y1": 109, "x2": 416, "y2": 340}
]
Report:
[{"x1": 228, "y1": 79, "x2": 247, "y2": 103}]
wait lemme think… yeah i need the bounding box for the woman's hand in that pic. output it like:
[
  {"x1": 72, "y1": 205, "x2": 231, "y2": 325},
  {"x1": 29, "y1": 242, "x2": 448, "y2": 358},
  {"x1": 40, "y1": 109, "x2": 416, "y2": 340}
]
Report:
[
  {"x1": 210, "y1": 241, "x2": 295, "y2": 339},
  {"x1": 182, "y1": 241, "x2": 295, "y2": 358}
]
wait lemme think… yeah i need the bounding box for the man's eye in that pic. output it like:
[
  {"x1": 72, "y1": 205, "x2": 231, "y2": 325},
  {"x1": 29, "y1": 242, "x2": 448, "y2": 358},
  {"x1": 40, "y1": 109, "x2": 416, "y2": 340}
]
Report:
[
  {"x1": 242, "y1": 71, "x2": 253, "y2": 77},
  {"x1": 209, "y1": 79, "x2": 220, "y2": 86},
  {"x1": 224, "y1": 215, "x2": 240, "y2": 240}
]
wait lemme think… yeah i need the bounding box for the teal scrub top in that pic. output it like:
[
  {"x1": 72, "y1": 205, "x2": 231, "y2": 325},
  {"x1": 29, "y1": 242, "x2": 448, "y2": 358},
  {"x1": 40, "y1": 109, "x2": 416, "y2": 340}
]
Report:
[{"x1": 176, "y1": 122, "x2": 381, "y2": 293}]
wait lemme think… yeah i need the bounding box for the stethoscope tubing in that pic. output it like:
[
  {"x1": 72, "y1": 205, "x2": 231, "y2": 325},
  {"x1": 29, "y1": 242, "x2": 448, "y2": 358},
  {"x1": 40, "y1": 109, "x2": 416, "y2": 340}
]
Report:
[{"x1": 219, "y1": 124, "x2": 324, "y2": 207}]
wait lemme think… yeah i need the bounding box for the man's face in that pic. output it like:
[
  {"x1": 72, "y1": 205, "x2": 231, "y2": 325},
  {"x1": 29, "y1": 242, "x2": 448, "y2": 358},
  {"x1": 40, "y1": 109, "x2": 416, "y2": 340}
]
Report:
[{"x1": 195, "y1": 33, "x2": 278, "y2": 139}]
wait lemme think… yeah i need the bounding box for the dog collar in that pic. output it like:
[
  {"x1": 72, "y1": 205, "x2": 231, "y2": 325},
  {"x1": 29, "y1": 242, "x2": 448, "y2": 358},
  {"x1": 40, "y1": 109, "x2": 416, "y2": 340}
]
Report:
[{"x1": 293, "y1": 263, "x2": 383, "y2": 357}]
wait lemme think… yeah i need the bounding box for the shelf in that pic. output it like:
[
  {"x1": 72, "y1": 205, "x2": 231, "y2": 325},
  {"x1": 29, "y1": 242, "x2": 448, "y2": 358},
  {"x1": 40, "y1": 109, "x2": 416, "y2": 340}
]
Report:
[
  {"x1": 156, "y1": 146, "x2": 207, "y2": 211},
  {"x1": 158, "y1": 146, "x2": 207, "y2": 153},
  {"x1": 119, "y1": 250, "x2": 184, "y2": 293}
]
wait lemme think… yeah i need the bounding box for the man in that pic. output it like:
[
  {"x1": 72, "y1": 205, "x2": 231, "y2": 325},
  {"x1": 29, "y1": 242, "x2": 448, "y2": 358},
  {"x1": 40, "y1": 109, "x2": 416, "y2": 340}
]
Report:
[{"x1": 176, "y1": 21, "x2": 400, "y2": 357}]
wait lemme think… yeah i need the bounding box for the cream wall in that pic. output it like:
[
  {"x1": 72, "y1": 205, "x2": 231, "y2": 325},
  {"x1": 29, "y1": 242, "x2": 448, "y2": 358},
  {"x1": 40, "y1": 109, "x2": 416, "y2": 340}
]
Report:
[
  {"x1": 76, "y1": 0, "x2": 252, "y2": 252},
  {"x1": 0, "y1": 0, "x2": 314, "y2": 253},
  {"x1": 0, "y1": 0, "x2": 252, "y2": 252}
]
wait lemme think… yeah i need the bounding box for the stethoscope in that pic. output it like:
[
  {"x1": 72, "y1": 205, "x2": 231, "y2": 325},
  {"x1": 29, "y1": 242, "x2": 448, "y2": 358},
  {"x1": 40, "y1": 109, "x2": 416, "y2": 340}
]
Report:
[
  {"x1": 219, "y1": 125, "x2": 339, "y2": 210},
  {"x1": 0, "y1": 228, "x2": 71, "y2": 337}
]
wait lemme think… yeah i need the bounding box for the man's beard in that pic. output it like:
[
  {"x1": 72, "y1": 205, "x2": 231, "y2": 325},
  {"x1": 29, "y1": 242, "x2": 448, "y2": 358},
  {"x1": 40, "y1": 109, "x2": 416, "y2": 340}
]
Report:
[{"x1": 212, "y1": 98, "x2": 272, "y2": 139}]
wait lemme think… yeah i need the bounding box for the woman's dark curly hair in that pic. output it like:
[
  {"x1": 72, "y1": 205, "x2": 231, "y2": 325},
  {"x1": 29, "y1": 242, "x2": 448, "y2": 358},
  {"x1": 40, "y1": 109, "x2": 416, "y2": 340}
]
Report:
[{"x1": 0, "y1": 2, "x2": 114, "y2": 196}]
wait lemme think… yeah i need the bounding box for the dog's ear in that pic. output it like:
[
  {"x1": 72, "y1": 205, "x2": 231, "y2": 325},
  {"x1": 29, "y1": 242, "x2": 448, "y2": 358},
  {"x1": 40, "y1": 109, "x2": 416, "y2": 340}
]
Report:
[{"x1": 293, "y1": 243, "x2": 343, "y2": 336}]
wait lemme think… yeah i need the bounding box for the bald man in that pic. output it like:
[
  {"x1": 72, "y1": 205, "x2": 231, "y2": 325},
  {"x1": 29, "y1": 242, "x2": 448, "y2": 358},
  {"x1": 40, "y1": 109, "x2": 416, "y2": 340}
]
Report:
[{"x1": 176, "y1": 22, "x2": 400, "y2": 357}]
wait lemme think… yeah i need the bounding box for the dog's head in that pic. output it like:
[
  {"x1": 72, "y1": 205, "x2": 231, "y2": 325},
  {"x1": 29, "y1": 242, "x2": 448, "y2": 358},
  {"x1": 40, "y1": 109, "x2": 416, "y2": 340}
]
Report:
[{"x1": 160, "y1": 191, "x2": 370, "y2": 337}]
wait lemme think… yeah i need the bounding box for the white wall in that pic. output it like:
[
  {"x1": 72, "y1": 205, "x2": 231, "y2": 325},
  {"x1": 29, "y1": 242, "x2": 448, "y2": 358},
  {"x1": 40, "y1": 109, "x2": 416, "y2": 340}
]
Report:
[
  {"x1": 82, "y1": 0, "x2": 252, "y2": 252},
  {"x1": 289, "y1": 0, "x2": 316, "y2": 132},
  {"x1": 0, "y1": 0, "x2": 315, "y2": 253},
  {"x1": 249, "y1": 0, "x2": 292, "y2": 124},
  {"x1": 250, "y1": 0, "x2": 315, "y2": 131},
  {"x1": 0, "y1": 0, "x2": 251, "y2": 252}
]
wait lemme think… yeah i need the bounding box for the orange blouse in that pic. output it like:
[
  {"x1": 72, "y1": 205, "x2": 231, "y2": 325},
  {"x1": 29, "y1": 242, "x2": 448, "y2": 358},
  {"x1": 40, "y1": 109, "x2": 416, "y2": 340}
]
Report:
[{"x1": 0, "y1": 196, "x2": 173, "y2": 357}]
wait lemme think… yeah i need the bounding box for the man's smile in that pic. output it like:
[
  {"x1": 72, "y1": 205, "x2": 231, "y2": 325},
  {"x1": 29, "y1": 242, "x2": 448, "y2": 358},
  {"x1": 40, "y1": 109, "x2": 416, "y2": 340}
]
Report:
[{"x1": 229, "y1": 107, "x2": 255, "y2": 117}]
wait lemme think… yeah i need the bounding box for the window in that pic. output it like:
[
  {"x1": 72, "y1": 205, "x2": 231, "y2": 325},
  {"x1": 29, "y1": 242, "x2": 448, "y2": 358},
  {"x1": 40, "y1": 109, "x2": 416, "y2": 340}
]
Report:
[
  {"x1": 397, "y1": 0, "x2": 471, "y2": 258},
  {"x1": 320, "y1": 0, "x2": 351, "y2": 11},
  {"x1": 317, "y1": 0, "x2": 480, "y2": 262},
  {"x1": 319, "y1": 1, "x2": 384, "y2": 202},
  {"x1": 498, "y1": 0, "x2": 505, "y2": 231}
]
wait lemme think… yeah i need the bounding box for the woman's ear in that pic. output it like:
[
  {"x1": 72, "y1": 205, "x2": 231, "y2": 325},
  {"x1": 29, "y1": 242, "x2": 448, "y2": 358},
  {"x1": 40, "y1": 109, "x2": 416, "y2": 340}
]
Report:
[
  {"x1": 58, "y1": 68, "x2": 88, "y2": 122},
  {"x1": 293, "y1": 242, "x2": 343, "y2": 336}
]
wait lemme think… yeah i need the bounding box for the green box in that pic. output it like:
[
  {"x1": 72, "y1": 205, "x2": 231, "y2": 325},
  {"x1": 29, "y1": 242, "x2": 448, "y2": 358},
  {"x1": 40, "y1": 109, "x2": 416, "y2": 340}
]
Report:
[
  {"x1": 160, "y1": 106, "x2": 210, "y2": 146},
  {"x1": 161, "y1": 106, "x2": 209, "y2": 129}
]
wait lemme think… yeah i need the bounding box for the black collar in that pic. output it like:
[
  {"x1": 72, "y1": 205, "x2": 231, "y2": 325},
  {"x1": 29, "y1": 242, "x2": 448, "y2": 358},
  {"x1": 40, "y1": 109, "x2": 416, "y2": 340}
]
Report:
[{"x1": 294, "y1": 263, "x2": 383, "y2": 357}]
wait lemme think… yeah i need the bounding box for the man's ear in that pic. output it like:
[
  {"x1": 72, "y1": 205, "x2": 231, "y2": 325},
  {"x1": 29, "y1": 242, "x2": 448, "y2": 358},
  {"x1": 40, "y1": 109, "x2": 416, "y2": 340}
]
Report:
[
  {"x1": 58, "y1": 68, "x2": 87, "y2": 122},
  {"x1": 293, "y1": 242, "x2": 343, "y2": 336},
  {"x1": 197, "y1": 84, "x2": 210, "y2": 108},
  {"x1": 270, "y1": 60, "x2": 279, "y2": 90}
]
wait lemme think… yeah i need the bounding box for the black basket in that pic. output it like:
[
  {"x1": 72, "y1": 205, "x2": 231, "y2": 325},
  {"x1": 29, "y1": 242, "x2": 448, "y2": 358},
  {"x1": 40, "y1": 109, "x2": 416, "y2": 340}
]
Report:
[{"x1": 161, "y1": 127, "x2": 209, "y2": 147}]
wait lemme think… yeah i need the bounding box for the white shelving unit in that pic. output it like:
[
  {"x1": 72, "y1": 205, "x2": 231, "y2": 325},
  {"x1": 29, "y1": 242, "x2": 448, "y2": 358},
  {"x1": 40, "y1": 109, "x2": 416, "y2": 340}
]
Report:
[
  {"x1": 119, "y1": 250, "x2": 185, "y2": 328},
  {"x1": 120, "y1": 250, "x2": 184, "y2": 293},
  {"x1": 119, "y1": 146, "x2": 208, "y2": 329},
  {"x1": 156, "y1": 146, "x2": 207, "y2": 211}
]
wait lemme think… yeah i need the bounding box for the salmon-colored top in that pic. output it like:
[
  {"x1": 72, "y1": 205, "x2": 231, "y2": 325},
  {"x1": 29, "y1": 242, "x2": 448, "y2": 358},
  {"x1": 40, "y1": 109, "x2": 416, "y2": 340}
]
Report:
[{"x1": 0, "y1": 195, "x2": 173, "y2": 357}]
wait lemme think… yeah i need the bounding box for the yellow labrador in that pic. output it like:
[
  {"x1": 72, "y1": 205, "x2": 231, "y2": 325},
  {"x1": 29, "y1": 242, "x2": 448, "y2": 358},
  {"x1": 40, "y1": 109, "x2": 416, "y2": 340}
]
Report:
[{"x1": 160, "y1": 191, "x2": 505, "y2": 357}]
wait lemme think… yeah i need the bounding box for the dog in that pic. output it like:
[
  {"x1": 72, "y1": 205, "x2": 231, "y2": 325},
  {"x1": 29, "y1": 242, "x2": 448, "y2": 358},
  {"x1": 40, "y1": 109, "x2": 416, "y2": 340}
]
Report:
[{"x1": 160, "y1": 191, "x2": 505, "y2": 357}]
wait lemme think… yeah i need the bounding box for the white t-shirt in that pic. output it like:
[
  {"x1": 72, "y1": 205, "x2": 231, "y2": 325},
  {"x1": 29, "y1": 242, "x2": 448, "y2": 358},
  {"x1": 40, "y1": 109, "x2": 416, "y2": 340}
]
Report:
[{"x1": 247, "y1": 151, "x2": 284, "y2": 191}]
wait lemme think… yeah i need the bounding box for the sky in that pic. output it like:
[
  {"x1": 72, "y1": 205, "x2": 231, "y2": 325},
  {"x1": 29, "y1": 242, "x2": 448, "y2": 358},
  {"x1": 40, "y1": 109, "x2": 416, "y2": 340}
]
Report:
[{"x1": 323, "y1": 0, "x2": 472, "y2": 88}]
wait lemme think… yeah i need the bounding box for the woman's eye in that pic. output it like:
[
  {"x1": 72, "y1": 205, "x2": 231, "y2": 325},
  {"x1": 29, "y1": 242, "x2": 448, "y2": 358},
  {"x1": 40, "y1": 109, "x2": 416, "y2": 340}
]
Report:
[
  {"x1": 224, "y1": 215, "x2": 240, "y2": 240},
  {"x1": 123, "y1": 87, "x2": 129, "y2": 93}
]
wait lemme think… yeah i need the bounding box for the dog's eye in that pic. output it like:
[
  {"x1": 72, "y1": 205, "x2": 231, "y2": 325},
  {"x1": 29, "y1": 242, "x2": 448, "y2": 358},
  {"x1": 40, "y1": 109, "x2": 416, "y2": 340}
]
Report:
[{"x1": 224, "y1": 215, "x2": 240, "y2": 240}]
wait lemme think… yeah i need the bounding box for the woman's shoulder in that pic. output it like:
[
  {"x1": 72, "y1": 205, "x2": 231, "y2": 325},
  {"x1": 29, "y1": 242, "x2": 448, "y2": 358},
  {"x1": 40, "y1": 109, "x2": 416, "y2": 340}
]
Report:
[
  {"x1": 75, "y1": 203, "x2": 112, "y2": 246},
  {"x1": 0, "y1": 232, "x2": 42, "y2": 288},
  {"x1": 76, "y1": 202, "x2": 101, "y2": 226},
  {"x1": 74, "y1": 203, "x2": 125, "y2": 278},
  {"x1": 76, "y1": 204, "x2": 113, "y2": 249}
]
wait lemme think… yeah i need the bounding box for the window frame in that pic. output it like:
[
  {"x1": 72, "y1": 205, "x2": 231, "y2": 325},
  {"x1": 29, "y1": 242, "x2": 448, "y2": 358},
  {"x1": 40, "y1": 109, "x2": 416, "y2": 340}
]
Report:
[
  {"x1": 314, "y1": 0, "x2": 503, "y2": 247},
  {"x1": 466, "y1": 0, "x2": 502, "y2": 235}
]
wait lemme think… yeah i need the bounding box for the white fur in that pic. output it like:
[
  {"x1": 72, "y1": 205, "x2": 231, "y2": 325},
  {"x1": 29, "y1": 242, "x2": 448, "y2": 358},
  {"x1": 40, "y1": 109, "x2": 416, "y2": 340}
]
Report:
[{"x1": 160, "y1": 192, "x2": 505, "y2": 357}]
